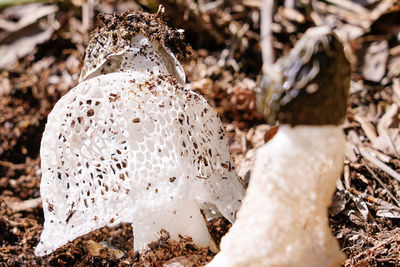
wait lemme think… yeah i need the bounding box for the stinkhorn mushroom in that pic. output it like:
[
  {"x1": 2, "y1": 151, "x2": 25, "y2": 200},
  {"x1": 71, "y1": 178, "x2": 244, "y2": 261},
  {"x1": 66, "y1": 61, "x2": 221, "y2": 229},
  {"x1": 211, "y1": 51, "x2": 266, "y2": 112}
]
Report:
[
  {"x1": 35, "y1": 10, "x2": 244, "y2": 257},
  {"x1": 208, "y1": 26, "x2": 350, "y2": 266}
]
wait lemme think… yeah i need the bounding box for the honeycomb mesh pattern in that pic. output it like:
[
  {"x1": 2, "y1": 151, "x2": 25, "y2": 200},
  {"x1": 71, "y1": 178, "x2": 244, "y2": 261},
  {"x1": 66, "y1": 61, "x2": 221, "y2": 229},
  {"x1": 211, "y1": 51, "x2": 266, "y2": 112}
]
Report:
[{"x1": 36, "y1": 71, "x2": 244, "y2": 256}]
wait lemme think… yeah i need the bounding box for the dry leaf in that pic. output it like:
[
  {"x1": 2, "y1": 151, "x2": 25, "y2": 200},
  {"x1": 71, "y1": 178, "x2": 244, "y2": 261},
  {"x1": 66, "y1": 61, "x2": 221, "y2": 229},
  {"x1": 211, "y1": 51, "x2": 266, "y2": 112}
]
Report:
[
  {"x1": 376, "y1": 206, "x2": 400, "y2": 219},
  {"x1": 373, "y1": 130, "x2": 400, "y2": 157},
  {"x1": 354, "y1": 114, "x2": 377, "y2": 142},
  {"x1": 0, "y1": 3, "x2": 58, "y2": 69},
  {"x1": 264, "y1": 125, "x2": 279, "y2": 143},
  {"x1": 387, "y1": 57, "x2": 400, "y2": 81},
  {"x1": 373, "y1": 104, "x2": 400, "y2": 156},
  {"x1": 377, "y1": 104, "x2": 399, "y2": 135},
  {"x1": 362, "y1": 40, "x2": 389, "y2": 83},
  {"x1": 330, "y1": 190, "x2": 350, "y2": 216},
  {"x1": 346, "y1": 209, "x2": 367, "y2": 226},
  {"x1": 85, "y1": 240, "x2": 125, "y2": 259},
  {"x1": 0, "y1": 4, "x2": 58, "y2": 34}
]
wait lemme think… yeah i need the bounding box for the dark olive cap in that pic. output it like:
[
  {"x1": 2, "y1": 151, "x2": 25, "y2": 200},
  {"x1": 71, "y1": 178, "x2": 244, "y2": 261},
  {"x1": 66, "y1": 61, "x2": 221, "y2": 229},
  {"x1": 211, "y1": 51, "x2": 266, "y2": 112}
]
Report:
[{"x1": 257, "y1": 27, "x2": 351, "y2": 126}]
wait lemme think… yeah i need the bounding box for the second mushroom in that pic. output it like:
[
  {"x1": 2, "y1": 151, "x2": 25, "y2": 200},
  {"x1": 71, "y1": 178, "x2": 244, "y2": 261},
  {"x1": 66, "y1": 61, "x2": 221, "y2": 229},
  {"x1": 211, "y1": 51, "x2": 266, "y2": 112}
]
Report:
[{"x1": 208, "y1": 26, "x2": 351, "y2": 267}]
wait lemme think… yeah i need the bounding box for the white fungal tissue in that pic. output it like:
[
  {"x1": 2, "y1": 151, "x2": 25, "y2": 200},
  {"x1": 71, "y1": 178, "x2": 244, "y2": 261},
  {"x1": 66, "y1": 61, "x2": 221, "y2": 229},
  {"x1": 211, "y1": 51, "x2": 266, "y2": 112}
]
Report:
[
  {"x1": 207, "y1": 126, "x2": 346, "y2": 267},
  {"x1": 35, "y1": 13, "x2": 244, "y2": 257}
]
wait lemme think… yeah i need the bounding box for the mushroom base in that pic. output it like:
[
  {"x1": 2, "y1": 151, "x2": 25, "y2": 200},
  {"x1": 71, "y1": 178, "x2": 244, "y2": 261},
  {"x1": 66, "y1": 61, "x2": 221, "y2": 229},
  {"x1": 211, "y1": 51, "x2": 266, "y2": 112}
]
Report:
[
  {"x1": 208, "y1": 125, "x2": 346, "y2": 267},
  {"x1": 132, "y1": 200, "x2": 218, "y2": 253}
]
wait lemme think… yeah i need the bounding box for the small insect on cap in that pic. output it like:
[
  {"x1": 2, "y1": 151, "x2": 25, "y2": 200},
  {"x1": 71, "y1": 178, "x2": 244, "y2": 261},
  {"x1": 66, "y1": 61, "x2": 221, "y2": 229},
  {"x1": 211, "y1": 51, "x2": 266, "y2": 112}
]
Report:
[
  {"x1": 79, "y1": 8, "x2": 189, "y2": 84},
  {"x1": 258, "y1": 26, "x2": 351, "y2": 126}
]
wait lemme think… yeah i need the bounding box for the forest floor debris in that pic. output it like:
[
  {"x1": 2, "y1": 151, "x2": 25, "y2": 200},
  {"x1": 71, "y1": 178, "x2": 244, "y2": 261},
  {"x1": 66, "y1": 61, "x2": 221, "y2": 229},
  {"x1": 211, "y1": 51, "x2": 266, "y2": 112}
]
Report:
[{"x1": 0, "y1": 0, "x2": 399, "y2": 265}]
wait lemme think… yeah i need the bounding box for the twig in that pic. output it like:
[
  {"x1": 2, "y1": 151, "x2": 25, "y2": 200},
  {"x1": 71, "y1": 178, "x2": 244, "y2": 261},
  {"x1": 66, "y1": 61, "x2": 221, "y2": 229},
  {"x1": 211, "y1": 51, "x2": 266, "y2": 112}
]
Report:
[
  {"x1": 361, "y1": 157, "x2": 400, "y2": 207},
  {"x1": 326, "y1": 0, "x2": 369, "y2": 16},
  {"x1": 6, "y1": 197, "x2": 42, "y2": 211},
  {"x1": 359, "y1": 147, "x2": 400, "y2": 184},
  {"x1": 351, "y1": 229, "x2": 400, "y2": 262},
  {"x1": 82, "y1": 0, "x2": 94, "y2": 32},
  {"x1": 0, "y1": 0, "x2": 45, "y2": 8},
  {"x1": 347, "y1": 130, "x2": 400, "y2": 206},
  {"x1": 344, "y1": 164, "x2": 351, "y2": 189},
  {"x1": 261, "y1": 0, "x2": 274, "y2": 66},
  {"x1": 364, "y1": 146, "x2": 391, "y2": 163},
  {"x1": 0, "y1": 160, "x2": 25, "y2": 170},
  {"x1": 349, "y1": 188, "x2": 400, "y2": 212},
  {"x1": 369, "y1": 0, "x2": 394, "y2": 21},
  {"x1": 388, "y1": 133, "x2": 400, "y2": 159}
]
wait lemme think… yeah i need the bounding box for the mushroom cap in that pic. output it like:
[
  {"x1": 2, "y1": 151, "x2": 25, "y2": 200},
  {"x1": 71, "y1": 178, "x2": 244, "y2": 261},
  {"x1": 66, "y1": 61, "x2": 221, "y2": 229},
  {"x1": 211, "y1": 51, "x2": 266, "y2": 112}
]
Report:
[
  {"x1": 35, "y1": 71, "x2": 244, "y2": 256},
  {"x1": 257, "y1": 26, "x2": 351, "y2": 125},
  {"x1": 79, "y1": 10, "x2": 189, "y2": 84}
]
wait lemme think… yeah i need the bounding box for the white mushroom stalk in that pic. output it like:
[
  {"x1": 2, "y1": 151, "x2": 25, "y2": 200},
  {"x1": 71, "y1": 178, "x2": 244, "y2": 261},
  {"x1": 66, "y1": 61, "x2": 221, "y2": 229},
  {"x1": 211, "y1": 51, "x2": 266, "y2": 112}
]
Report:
[
  {"x1": 35, "y1": 10, "x2": 244, "y2": 257},
  {"x1": 208, "y1": 26, "x2": 351, "y2": 266}
]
